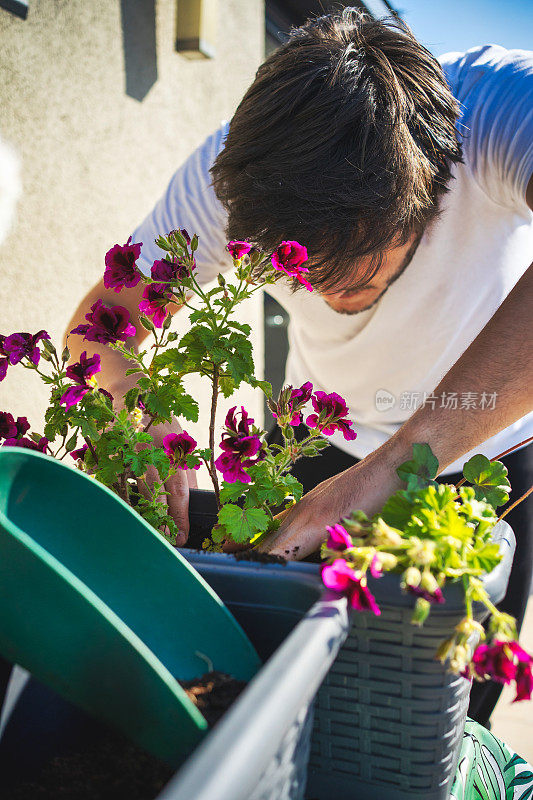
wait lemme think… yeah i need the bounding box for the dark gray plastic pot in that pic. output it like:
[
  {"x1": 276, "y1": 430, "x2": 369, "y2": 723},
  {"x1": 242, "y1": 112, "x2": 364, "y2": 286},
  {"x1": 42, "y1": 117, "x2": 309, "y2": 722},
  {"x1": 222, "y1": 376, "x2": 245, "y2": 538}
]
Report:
[
  {"x1": 164, "y1": 552, "x2": 349, "y2": 800},
  {"x1": 183, "y1": 489, "x2": 516, "y2": 800}
]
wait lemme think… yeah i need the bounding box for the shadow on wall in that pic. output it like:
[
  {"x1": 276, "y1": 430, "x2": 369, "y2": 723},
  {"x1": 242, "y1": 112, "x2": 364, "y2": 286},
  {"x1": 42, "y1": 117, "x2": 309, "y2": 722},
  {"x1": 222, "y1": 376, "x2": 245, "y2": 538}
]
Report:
[{"x1": 120, "y1": 0, "x2": 158, "y2": 101}]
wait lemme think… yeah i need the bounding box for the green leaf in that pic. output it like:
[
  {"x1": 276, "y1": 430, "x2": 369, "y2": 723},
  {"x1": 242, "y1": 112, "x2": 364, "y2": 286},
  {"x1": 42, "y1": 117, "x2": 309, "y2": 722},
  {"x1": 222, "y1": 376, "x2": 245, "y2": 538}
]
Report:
[
  {"x1": 397, "y1": 443, "x2": 439, "y2": 488},
  {"x1": 219, "y1": 481, "x2": 249, "y2": 503},
  {"x1": 219, "y1": 374, "x2": 236, "y2": 398},
  {"x1": 462, "y1": 455, "x2": 511, "y2": 508},
  {"x1": 143, "y1": 391, "x2": 172, "y2": 421},
  {"x1": 151, "y1": 348, "x2": 187, "y2": 374},
  {"x1": 124, "y1": 387, "x2": 140, "y2": 412},
  {"x1": 217, "y1": 504, "x2": 269, "y2": 544},
  {"x1": 248, "y1": 377, "x2": 273, "y2": 398}
]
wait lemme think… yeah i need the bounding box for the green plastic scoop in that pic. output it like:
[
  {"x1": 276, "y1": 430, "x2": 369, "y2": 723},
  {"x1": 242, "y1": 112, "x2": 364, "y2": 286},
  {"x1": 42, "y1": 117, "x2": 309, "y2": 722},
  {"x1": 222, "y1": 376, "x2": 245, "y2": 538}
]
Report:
[{"x1": 0, "y1": 447, "x2": 261, "y2": 766}]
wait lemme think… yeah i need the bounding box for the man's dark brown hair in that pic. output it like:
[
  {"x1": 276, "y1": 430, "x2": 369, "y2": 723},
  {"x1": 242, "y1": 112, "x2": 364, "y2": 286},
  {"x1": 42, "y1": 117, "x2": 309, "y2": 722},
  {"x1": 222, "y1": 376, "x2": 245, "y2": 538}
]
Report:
[{"x1": 211, "y1": 8, "x2": 463, "y2": 292}]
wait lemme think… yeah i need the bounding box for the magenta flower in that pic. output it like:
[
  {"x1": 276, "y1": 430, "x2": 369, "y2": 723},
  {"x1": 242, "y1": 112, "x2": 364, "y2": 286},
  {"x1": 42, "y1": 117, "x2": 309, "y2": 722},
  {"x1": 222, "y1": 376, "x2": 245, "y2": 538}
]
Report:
[
  {"x1": 369, "y1": 554, "x2": 383, "y2": 579},
  {"x1": 0, "y1": 412, "x2": 18, "y2": 440},
  {"x1": 70, "y1": 443, "x2": 89, "y2": 461},
  {"x1": 215, "y1": 406, "x2": 264, "y2": 483},
  {"x1": 0, "y1": 330, "x2": 51, "y2": 366},
  {"x1": 224, "y1": 405, "x2": 254, "y2": 437},
  {"x1": 103, "y1": 237, "x2": 142, "y2": 292},
  {"x1": 151, "y1": 257, "x2": 189, "y2": 283},
  {"x1": 66, "y1": 352, "x2": 101, "y2": 385},
  {"x1": 139, "y1": 283, "x2": 173, "y2": 328},
  {"x1": 306, "y1": 391, "x2": 357, "y2": 441},
  {"x1": 287, "y1": 381, "x2": 313, "y2": 425},
  {"x1": 227, "y1": 241, "x2": 252, "y2": 260},
  {"x1": 0, "y1": 358, "x2": 8, "y2": 381},
  {"x1": 515, "y1": 659, "x2": 533, "y2": 702},
  {"x1": 2, "y1": 436, "x2": 48, "y2": 453},
  {"x1": 163, "y1": 432, "x2": 199, "y2": 470},
  {"x1": 326, "y1": 524, "x2": 353, "y2": 551},
  {"x1": 72, "y1": 300, "x2": 136, "y2": 344},
  {"x1": 60, "y1": 385, "x2": 92, "y2": 410},
  {"x1": 407, "y1": 583, "x2": 444, "y2": 604},
  {"x1": 471, "y1": 640, "x2": 533, "y2": 701},
  {"x1": 215, "y1": 439, "x2": 262, "y2": 483},
  {"x1": 321, "y1": 559, "x2": 381, "y2": 615},
  {"x1": 271, "y1": 241, "x2": 313, "y2": 291}
]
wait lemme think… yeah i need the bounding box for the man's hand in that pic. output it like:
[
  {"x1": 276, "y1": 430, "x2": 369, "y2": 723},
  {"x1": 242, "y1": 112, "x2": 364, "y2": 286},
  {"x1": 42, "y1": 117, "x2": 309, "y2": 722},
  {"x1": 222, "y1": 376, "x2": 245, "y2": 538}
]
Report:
[
  {"x1": 258, "y1": 439, "x2": 407, "y2": 560},
  {"x1": 137, "y1": 415, "x2": 198, "y2": 546}
]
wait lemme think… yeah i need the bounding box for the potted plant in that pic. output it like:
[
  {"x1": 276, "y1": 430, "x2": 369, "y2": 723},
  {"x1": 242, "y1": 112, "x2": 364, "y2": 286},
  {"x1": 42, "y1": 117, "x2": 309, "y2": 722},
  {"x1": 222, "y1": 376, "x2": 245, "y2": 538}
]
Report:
[
  {"x1": 0, "y1": 445, "x2": 350, "y2": 799},
  {"x1": 0, "y1": 230, "x2": 530, "y2": 799}
]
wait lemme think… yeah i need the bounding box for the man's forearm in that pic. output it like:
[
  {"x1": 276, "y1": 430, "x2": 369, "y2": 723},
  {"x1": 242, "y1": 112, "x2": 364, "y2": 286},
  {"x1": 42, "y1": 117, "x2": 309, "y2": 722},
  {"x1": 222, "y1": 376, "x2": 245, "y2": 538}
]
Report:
[{"x1": 392, "y1": 262, "x2": 533, "y2": 472}]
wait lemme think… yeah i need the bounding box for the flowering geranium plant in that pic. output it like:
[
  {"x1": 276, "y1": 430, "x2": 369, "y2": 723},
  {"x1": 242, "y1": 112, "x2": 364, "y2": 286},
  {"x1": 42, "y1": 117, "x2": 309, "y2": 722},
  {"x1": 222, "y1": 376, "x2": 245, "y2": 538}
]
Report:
[
  {"x1": 0, "y1": 231, "x2": 354, "y2": 547},
  {"x1": 320, "y1": 441, "x2": 533, "y2": 701}
]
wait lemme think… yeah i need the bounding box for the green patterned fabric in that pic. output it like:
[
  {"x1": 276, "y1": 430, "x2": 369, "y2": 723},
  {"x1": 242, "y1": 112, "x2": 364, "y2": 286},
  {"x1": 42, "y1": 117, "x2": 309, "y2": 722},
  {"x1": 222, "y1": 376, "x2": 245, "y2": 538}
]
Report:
[{"x1": 451, "y1": 718, "x2": 533, "y2": 800}]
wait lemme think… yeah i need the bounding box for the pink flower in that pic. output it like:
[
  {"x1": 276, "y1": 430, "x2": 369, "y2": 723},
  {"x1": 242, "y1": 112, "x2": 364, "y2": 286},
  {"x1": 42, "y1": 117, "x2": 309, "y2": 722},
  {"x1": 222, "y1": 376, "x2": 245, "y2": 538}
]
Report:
[
  {"x1": 214, "y1": 406, "x2": 265, "y2": 483},
  {"x1": 224, "y1": 405, "x2": 254, "y2": 437},
  {"x1": 0, "y1": 330, "x2": 51, "y2": 366},
  {"x1": 0, "y1": 358, "x2": 8, "y2": 381},
  {"x1": 321, "y1": 559, "x2": 380, "y2": 615},
  {"x1": 151, "y1": 258, "x2": 189, "y2": 283},
  {"x1": 271, "y1": 241, "x2": 312, "y2": 291},
  {"x1": 471, "y1": 640, "x2": 533, "y2": 701},
  {"x1": 0, "y1": 413, "x2": 31, "y2": 441},
  {"x1": 369, "y1": 554, "x2": 383, "y2": 579},
  {"x1": 66, "y1": 352, "x2": 101, "y2": 385},
  {"x1": 60, "y1": 352, "x2": 102, "y2": 409},
  {"x1": 0, "y1": 412, "x2": 18, "y2": 440},
  {"x1": 71, "y1": 300, "x2": 136, "y2": 344},
  {"x1": 138, "y1": 283, "x2": 173, "y2": 328},
  {"x1": 3, "y1": 436, "x2": 49, "y2": 453},
  {"x1": 272, "y1": 382, "x2": 313, "y2": 426},
  {"x1": 326, "y1": 524, "x2": 353, "y2": 551},
  {"x1": 163, "y1": 432, "x2": 199, "y2": 470},
  {"x1": 306, "y1": 391, "x2": 357, "y2": 441},
  {"x1": 103, "y1": 237, "x2": 142, "y2": 292},
  {"x1": 60, "y1": 385, "x2": 92, "y2": 410},
  {"x1": 227, "y1": 241, "x2": 252, "y2": 260},
  {"x1": 70, "y1": 443, "x2": 89, "y2": 461},
  {"x1": 515, "y1": 659, "x2": 533, "y2": 702},
  {"x1": 407, "y1": 583, "x2": 444, "y2": 604}
]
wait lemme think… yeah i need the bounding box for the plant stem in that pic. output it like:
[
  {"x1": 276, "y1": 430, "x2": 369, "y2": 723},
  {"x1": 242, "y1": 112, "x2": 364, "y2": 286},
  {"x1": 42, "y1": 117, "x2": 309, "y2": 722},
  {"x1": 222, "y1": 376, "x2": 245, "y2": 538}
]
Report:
[
  {"x1": 209, "y1": 363, "x2": 221, "y2": 510},
  {"x1": 497, "y1": 484, "x2": 533, "y2": 522},
  {"x1": 85, "y1": 436, "x2": 98, "y2": 463}
]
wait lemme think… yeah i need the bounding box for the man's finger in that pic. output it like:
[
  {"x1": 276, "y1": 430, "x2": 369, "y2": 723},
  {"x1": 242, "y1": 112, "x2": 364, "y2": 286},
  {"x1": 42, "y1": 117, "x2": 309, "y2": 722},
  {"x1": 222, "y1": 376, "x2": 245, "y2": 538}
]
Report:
[{"x1": 164, "y1": 469, "x2": 191, "y2": 546}]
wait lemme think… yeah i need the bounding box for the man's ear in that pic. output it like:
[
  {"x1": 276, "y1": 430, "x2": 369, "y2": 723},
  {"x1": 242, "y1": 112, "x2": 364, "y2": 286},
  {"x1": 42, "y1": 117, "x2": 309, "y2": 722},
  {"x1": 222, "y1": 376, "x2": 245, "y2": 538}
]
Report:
[{"x1": 526, "y1": 171, "x2": 533, "y2": 211}]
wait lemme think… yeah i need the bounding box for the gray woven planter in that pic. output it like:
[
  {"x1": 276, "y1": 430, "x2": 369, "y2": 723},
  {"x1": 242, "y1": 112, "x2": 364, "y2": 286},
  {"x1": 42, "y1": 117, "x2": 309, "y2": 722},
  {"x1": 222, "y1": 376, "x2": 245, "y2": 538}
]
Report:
[{"x1": 306, "y1": 520, "x2": 515, "y2": 800}]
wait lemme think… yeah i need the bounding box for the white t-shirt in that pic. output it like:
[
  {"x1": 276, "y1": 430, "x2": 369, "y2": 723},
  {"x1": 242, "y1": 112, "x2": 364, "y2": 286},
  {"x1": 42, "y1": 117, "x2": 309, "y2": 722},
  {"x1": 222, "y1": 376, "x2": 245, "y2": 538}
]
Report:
[{"x1": 132, "y1": 44, "x2": 533, "y2": 475}]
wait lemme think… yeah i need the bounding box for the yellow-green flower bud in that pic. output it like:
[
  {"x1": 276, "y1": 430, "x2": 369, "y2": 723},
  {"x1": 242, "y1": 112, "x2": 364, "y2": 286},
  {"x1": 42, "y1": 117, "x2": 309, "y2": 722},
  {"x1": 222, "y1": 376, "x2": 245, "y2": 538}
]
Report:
[
  {"x1": 419, "y1": 571, "x2": 439, "y2": 595},
  {"x1": 455, "y1": 617, "x2": 484, "y2": 638},
  {"x1": 371, "y1": 518, "x2": 404, "y2": 548},
  {"x1": 402, "y1": 566, "x2": 422, "y2": 588},
  {"x1": 407, "y1": 538, "x2": 436, "y2": 566},
  {"x1": 378, "y1": 552, "x2": 398, "y2": 571}
]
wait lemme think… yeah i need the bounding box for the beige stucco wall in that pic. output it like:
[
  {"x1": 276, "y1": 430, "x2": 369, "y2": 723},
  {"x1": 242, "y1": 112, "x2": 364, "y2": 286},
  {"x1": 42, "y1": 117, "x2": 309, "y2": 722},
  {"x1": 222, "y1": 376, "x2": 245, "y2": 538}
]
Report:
[{"x1": 0, "y1": 0, "x2": 264, "y2": 488}]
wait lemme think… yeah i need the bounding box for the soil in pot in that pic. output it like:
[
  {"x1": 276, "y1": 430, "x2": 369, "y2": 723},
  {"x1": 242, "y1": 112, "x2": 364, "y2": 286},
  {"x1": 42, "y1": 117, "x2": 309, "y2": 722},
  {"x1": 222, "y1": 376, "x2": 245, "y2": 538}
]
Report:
[{"x1": 8, "y1": 672, "x2": 246, "y2": 800}]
